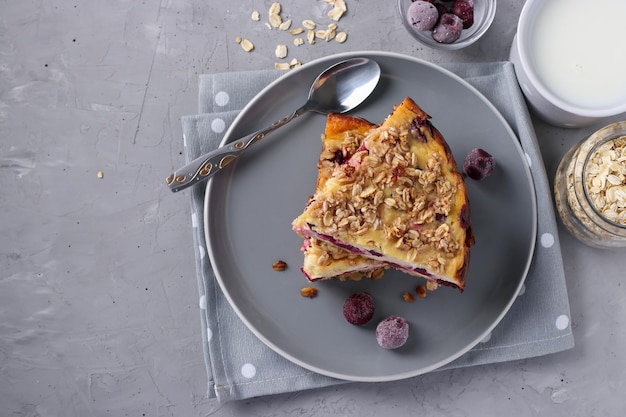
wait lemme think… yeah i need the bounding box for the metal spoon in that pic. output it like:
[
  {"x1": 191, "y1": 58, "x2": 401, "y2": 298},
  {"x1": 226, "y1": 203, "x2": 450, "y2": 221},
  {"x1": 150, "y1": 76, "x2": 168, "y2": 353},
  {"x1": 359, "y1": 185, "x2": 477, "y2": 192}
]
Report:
[{"x1": 166, "y1": 57, "x2": 381, "y2": 192}]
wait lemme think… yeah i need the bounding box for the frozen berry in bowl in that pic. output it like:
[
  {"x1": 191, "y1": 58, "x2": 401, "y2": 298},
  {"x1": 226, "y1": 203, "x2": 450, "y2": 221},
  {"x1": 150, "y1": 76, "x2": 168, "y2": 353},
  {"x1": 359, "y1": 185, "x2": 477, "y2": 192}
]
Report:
[
  {"x1": 463, "y1": 148, "x2": 495, "y2": 180},
  {"x1": 342, "y1": 292, "x2": 375, "y2": 326},
  {"x1": 376, "y1": 316, "x2": 409, "y2": 349},
  {"x1": 433, "y1": 2, "x2": 449, "y2": 16},
  {"x1": 406, "y1": 1, "x2": 439, "y2": 31},
  {"x1": 451, "y1": 0, "x2": 474, "y2": 29},
  {"x1": 432, "y1": 13, "x2": 464, "y2": 44},
  {"x1": 398, "y1": 0, "x2": 496, "y2": 50}
]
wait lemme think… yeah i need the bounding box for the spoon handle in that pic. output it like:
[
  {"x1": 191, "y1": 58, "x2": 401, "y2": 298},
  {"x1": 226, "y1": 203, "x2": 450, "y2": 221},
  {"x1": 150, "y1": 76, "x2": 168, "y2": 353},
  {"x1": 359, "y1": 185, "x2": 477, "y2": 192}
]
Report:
[{"x1": 166, "y1": 106, "x2": 307, "y2": 192}]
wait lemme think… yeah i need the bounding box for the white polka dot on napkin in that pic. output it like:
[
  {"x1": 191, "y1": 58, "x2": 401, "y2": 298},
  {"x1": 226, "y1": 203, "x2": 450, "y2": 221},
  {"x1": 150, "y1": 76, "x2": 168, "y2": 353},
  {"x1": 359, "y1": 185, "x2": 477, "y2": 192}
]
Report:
[{"x1": 241, "y1": 363, "x2": 256, "y2": 379}]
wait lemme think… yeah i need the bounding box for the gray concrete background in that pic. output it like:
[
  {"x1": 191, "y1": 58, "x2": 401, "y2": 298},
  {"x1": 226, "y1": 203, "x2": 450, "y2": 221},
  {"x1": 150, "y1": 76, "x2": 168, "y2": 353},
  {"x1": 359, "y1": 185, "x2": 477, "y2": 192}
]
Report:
[{"x1": 1, "y1": 1, "x2": 624, "y2": 416}]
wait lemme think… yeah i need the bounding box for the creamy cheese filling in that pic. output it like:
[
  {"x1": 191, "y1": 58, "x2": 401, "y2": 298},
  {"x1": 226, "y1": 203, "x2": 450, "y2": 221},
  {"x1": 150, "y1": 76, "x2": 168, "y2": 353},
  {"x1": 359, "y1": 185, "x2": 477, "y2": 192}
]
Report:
[{"x1": 294, "y1": 225, "x2": 460, "y2": 289}]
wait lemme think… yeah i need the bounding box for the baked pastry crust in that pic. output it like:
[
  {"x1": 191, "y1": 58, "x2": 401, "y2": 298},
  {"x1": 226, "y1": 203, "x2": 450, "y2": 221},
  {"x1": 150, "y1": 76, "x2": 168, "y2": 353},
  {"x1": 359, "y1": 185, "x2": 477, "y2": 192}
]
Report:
[{"x1": 293, "y1": 97, "x2": 473, "y2": 291}]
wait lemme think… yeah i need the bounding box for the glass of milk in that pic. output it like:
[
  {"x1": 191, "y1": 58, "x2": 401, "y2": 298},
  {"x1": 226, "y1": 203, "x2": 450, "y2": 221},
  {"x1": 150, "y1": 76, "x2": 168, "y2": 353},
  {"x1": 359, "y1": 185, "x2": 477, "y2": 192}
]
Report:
[{"x1": 510, "y1": 0, "x2": 626, "y2": 127}]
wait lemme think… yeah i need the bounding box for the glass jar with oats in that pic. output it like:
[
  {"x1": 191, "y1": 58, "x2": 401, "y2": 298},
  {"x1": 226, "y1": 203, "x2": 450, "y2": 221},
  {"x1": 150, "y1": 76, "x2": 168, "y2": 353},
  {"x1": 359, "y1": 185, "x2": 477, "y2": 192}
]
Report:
[{"x1": 554, "y1": 121, "x2": 626, "y2": 248}]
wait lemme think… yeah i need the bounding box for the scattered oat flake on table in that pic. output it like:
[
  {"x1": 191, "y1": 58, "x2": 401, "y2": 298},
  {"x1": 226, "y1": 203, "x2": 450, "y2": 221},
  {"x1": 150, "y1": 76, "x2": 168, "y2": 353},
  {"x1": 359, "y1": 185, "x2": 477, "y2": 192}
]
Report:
[
  {"x1": 324, "y1": 28, "x2": 336, "y2": 41},
  {"x1": 269, "y1": 2, "x2": 282, "y2": 28},
  {"x1": 327, "y1": 0, "x2": 347, "y2": 21},
  {"x1": 279, "y1": 19, "x2": 292, "y2": 31},
  {"x1": 269, "y1": 2, "x2": 281, "y2": 15},
  {"x1": 269, "y1": 14, "x2": 282, "y2": 28},
  {"x1": 97, "y1": 171, "x2": 104, "y2": 179},
  {"x1": 240, "y1": 39, "x2": 254, "y2": 52},
  {"x1": 275, "y1": 44, "x2": 287, "y2": 58},
  {"x1": 241, "y1": 2, "x2": 350, "y2": 67},
  {"x1": 302, "y1": 19, "x2": 317, "y2": 30},
  {"x1": 275, "y1": 62, "x2": 290, "y2": 70}
]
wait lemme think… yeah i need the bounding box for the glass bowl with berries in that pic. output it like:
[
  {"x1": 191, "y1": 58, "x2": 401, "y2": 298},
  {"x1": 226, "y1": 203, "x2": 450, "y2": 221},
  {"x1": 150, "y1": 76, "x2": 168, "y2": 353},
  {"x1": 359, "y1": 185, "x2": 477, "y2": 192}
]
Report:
[{"x1": 398, "y1": 0, "x2": 496, "y2": 50}]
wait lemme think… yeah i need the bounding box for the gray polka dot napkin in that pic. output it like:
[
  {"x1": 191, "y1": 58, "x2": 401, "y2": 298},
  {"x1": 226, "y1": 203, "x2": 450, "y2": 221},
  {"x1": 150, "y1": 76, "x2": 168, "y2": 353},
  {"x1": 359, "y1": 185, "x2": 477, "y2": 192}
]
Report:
[{"x1": 180, "y1": 62, "x2": 574, "y2": 402}]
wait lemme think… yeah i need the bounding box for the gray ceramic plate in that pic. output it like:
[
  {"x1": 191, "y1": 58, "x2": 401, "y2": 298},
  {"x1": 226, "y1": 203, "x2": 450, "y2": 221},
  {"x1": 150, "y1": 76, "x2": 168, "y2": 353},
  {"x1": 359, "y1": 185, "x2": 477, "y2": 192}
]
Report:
[{"x1": 204, "y1": 51, "x2": 537, "y2": 382}]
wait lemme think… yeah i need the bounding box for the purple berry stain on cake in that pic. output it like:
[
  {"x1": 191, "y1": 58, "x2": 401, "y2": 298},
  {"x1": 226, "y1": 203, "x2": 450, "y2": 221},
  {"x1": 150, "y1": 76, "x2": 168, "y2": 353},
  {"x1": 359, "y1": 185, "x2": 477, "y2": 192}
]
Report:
[
  {"x1": 459, "y1": 204, "x2": 471, "y2": 229},
  {"x1": 331, "y1": 150, "x2": 346, "y2": 165},
  {"x1": 376, "y1": 316, "x2": 409, "y2": 349},
  {"x1": 463, "y1": 148, "x2": 495, "y2": 180},
  {"x1": 410, "y1": 117, "x2": 431, "y2": 142},
  {"x1": 343, "y1": 292, "x2": 375, "y2": 326}
]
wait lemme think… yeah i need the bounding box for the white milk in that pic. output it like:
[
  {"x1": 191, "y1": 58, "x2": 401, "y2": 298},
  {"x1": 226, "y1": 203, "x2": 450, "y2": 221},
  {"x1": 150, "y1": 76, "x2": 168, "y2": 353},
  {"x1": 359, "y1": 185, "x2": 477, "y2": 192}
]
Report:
[{"x1": 531, "y1": 0, "x2": 626, "y2": 109}]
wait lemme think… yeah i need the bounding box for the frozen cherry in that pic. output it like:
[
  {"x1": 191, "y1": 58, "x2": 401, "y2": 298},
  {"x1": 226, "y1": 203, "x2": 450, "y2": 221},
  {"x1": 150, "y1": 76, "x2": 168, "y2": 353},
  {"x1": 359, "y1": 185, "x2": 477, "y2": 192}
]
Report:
[
  {"x1": 406, "y1": 1, "x2": 439, "y2": 32},
  {"x1": 463, "y1": 148, "x2": 495, "y2": 180},
  {"x1": 342, "y1": 292, "x2": 375, "y2": 326},
  {"x1": 434, "y1": 2, "x2": 449, "y2": 17},
  {"x1": 376, "y1": 316, "x2": 409, "y2": 349},
  {"x1": 432, "y1": 13, "x2": 463, "y2": 44},
  {"x1": 451, "y1": 0, "x2": 474, "y2": 29}
]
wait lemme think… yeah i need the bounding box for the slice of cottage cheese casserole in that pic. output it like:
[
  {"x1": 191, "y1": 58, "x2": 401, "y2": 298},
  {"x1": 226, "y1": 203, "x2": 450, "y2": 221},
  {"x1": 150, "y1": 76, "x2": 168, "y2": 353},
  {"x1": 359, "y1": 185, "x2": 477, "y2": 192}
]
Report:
[
  {"x1": 293, "y1": 97, "x2": 474, "y2": 291},
  {"x1": 300, "y1": 113, "x2": 385, "y2": 281}
]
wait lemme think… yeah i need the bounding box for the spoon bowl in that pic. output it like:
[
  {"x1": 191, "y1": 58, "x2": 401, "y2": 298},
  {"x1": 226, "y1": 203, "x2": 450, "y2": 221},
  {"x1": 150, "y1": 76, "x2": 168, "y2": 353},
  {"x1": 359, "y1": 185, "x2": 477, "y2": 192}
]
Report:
[
  {"x1": 306, "y1": 58, "x2": 381, "y2": 114},
  {"x1": 167, "y1": 58, "x2": 381, "y2": 192}
]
